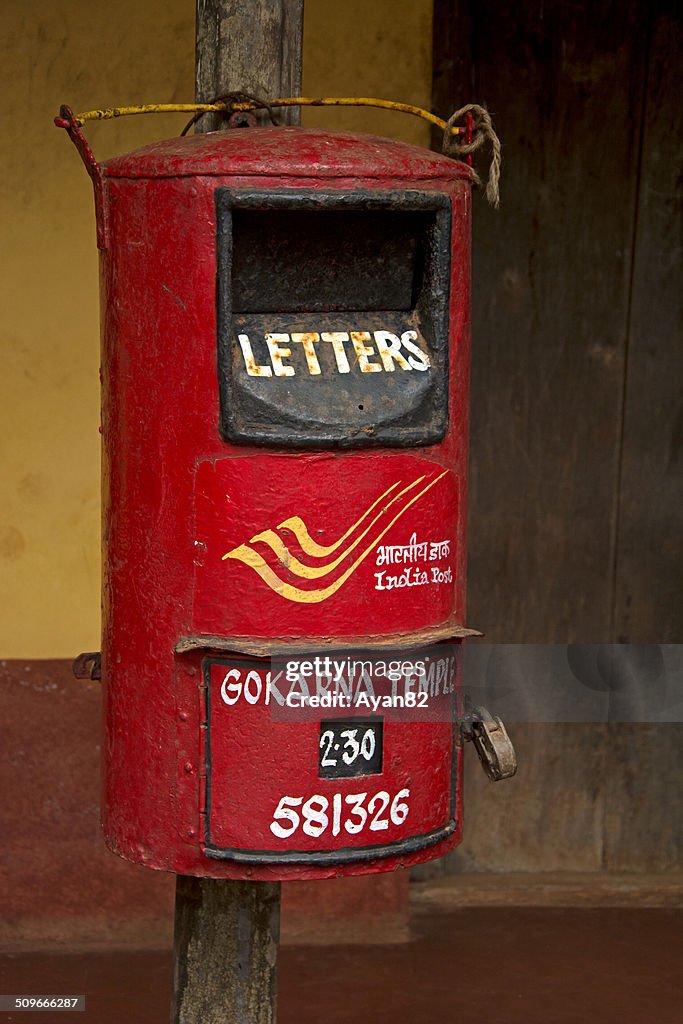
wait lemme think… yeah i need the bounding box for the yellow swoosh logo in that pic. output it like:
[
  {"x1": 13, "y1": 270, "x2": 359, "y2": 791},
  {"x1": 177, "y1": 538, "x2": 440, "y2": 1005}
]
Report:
[
  {"x1": 222, "y1": 471, "x2": 447, "y2": 604},
  {"x1": 274, "y1": 479, "x2": 402, "y2": 558},
  {"x1": 247, "y1": 477, "x2": 425, "y2": 580}
]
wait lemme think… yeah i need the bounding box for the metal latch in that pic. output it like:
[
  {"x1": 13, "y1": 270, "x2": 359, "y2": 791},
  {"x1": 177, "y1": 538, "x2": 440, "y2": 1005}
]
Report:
[
  {"x1": 462, "y1": 704, "x2": 517, "y2": 781},
  {"x1": 72, "y1": 651, "x2": 102, "y2": 681}
]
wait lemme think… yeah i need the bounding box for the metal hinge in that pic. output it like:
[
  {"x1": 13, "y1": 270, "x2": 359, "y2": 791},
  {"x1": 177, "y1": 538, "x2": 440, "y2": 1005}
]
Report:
[
  {"x1": 72, "y1": 651, "x2": 101, "y2": 681},
  {"x1": 462, "y1": 704, "x2": 517, "y2": 781}
]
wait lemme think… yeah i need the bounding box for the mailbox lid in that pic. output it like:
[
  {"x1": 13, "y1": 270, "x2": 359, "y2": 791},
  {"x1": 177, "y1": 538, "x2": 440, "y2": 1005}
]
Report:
[{"x1": 102, "y1": 126, "x2": 473, "y2": 181}]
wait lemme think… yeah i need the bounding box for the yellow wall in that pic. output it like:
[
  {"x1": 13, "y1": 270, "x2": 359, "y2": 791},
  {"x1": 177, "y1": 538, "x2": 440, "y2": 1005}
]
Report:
[{"x1": 0, "y1": 0, "x2": 432, "y2": 657}]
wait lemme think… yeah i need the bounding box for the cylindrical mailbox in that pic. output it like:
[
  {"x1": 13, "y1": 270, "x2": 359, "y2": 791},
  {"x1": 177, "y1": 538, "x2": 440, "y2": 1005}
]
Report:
[{"x1": 82, "y1": 124, "x2": 476, "y2": 879}]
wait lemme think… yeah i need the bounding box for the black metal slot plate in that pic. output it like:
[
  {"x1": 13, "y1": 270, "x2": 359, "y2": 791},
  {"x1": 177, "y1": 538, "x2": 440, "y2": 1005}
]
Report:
[{"x1": 216, "y1": 189, "x2": 451, "y2": 449}]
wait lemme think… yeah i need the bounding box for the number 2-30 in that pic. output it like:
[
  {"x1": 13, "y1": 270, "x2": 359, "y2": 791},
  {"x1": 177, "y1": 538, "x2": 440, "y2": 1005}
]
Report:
[{"x1": 320, "y1": 727, "x2": 376, "y2": 768}]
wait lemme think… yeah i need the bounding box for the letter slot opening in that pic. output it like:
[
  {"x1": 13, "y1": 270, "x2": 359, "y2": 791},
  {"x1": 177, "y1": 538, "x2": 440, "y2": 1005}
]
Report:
[
  {"x1": 231, "y1": 208, "x2": 430, "y2": 313},
  {"x1": 216, "y1": 189, "x2": 452, "y2": 449}
]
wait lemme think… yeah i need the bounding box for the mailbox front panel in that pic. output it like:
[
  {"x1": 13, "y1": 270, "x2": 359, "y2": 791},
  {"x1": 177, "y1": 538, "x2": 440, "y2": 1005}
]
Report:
[
  {"x1": 99, "y1": 128, "x2": 472, "y2": 879},
  {"x1": 203, "y1": 651, "x2": 459, "y2": 865}
]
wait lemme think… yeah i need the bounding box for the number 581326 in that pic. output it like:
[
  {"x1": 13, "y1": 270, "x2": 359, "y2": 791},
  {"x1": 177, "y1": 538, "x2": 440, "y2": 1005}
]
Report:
[{"x1": 269, "y1": 789, "x2": 410, "y2": 839}]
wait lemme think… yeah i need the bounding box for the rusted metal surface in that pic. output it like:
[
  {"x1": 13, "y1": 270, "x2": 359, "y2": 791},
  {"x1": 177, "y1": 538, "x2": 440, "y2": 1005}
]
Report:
[
  {"x1": 228, "y1": 109, "x2": 259, "y2": 129},
  {"x1": 174, "y1": 623, "x2": 482, "y2": 657},
  {"x1": 72, "y1": 651, "x2": 102, "y2": 681},
  {"x1": 462, "y1": 706, "x2": 518, "y2": 781}
]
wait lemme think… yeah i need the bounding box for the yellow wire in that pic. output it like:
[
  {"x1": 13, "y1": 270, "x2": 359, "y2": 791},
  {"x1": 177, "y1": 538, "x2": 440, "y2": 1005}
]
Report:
[{"x1": 72, "y1": 97, "x2": 464, "y2": 136}]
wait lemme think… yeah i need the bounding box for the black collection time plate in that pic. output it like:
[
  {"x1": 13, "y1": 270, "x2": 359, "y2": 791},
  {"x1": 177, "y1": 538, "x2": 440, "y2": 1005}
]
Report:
[{"x1": 318, "y1": 718, "x2": 384, "y2": 779}]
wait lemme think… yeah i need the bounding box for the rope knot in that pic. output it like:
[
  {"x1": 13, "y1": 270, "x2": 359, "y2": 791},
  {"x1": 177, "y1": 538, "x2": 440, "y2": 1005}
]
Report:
[{"x1": 442, "y1": 103, "x2": 501, "y2": 208}]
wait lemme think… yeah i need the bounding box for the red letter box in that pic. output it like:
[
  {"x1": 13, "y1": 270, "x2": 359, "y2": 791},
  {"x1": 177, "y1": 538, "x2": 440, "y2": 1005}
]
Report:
[{"x1": 62, "y1": 115, "x2": 511, "y2": 880}]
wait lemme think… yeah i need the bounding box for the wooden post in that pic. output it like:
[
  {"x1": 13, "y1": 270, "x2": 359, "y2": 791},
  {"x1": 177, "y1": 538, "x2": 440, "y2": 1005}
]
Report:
[
  {"x1": 172, "y1": 878, "x2": 282, "y2": 1024},
  {"x1": 172, "y1": 3, "x2": 303, "y2": 1022},
  {"x1": 195, "y1": 0, "x2": 304, "y2": 131}
]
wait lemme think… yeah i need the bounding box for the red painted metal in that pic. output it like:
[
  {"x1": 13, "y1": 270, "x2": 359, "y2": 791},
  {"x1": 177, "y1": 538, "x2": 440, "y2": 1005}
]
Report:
[
  {"x1": 86, "y1": 126, "x2": 473, "y2": 879},
  {"x1": 193, "y1": 452, "x2": 459, "y2": 642}
]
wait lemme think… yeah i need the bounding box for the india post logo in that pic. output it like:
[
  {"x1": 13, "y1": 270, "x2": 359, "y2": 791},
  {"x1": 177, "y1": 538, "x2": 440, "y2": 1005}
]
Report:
[{"x1": 222, "y1": 471, "x2": 447, "y2": 604}]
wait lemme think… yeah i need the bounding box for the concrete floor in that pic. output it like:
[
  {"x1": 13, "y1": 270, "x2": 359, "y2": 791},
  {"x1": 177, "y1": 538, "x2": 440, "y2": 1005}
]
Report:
[{"x1": 1, "y1": 907, "x2": 681, "y2": 1023}]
